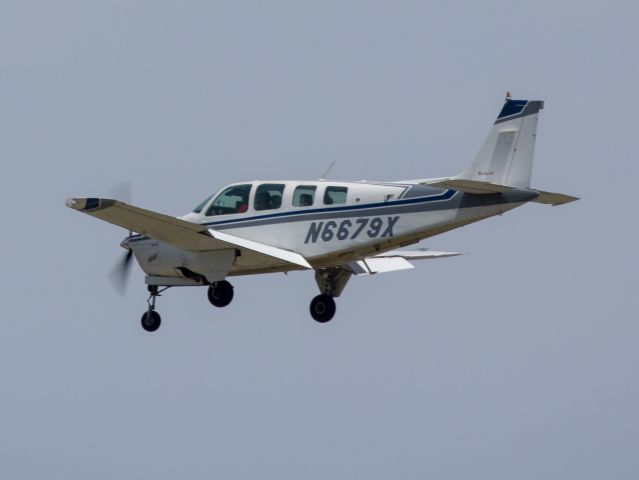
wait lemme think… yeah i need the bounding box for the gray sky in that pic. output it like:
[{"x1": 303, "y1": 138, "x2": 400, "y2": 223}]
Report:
[{"x1": 1, "y1": 1, "x2": 638, "y2": 478}]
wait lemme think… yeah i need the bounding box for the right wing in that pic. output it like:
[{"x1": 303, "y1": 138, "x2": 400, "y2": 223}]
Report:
[{"x1": 65, "y1": 197, "x2": 311, "y2": 270}]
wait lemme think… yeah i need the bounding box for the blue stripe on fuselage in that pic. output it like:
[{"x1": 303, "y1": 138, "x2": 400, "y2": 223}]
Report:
[
  {"x1": 203, "y1": 189, "x2": 456, "y2": 227},
  {"x1": 126, "y1": 189, "x2": 457, "y2": 243}
]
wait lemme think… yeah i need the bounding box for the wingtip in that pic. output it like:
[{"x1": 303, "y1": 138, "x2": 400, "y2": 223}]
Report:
[
  {"x1": 551, "y1": 195, "x2": 580, "y2": 206},
  {"x1": 65, "y1": 197, "x2": 116, "y2": 211}
]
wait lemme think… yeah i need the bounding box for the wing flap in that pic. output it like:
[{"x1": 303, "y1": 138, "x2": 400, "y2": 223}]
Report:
[{"x1": 209, "y1": 229, "x2": 312, "y2": 269}]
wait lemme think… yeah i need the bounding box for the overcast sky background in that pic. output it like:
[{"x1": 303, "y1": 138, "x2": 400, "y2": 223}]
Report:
[{"x1": 1, "y1": 1, "x2": 637, "y2": 478}]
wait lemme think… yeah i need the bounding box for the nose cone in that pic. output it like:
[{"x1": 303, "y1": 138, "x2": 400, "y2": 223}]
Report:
[{"x1": 120, "y1": 237, "x2": 131, "y2": 249}]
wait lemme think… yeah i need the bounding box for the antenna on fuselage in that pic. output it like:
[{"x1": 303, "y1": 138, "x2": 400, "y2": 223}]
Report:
[{"x1": 319, "y1": 161, "x2": 336, "y2": 181}]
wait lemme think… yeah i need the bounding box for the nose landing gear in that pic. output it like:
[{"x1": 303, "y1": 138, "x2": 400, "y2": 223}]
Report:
[
  {"x1": 141, "y1": 310, "x2": 161, "y2": 332},
  {"x1": 140, "y1": 285, "x2": 170, "y2": 332}
]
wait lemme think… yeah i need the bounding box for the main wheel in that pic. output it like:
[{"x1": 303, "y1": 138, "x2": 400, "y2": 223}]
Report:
[
  {"x1": 141, "y1": 310, "x2": 161, "y2": 332},
  {"x1": 207, "y1": 280, "x2": 234, "y2": 307},
  {"x1": 309, "y1": 294, "x2": 336, "y2": 323}
]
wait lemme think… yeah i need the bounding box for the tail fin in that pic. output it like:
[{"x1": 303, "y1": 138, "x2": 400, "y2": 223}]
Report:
[{"x1": 457, "y1": 98, "x2": 544, "y2": 188}]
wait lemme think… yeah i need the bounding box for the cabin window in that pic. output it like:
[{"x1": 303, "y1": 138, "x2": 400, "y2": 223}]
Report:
[
  {"x1": 293, "y1": 185, "x2": 316, "y2": 207},
  {"x1": 205, "y1": 184, "x2": 251, "y2": 216},
  {"x1": 254, "y1": 184, "x2": 285, "y2": 211},
  {"x1": 324, "y1": 186, "x2": 348, "y2": 205}
]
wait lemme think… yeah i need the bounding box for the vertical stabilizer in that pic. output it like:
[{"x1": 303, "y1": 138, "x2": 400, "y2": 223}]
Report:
[{"x1": 457, "y1": 98, "x2": 544, "y2": 188}]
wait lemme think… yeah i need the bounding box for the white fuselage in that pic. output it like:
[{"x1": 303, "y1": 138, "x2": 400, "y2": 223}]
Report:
[{"x1": 128, "y1": 179, "x2": 525, "y2": 280}]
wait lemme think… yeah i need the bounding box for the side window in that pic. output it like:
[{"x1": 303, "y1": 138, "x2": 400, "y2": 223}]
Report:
[
  {"x1": 292, "y1": 185, "x2": 317, "y2": 207},
  {"x1": 324, "y1": 186, "x2": 348, "y2": 205},
  {"x1": 205, "y1": 184, "x2": 251, "y2": 216},
  {"x1": 254, "y1": 184, "x2": 285, "y2": 211}
]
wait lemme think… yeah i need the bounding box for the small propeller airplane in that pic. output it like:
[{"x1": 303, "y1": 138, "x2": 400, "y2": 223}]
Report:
[{"x1": 67, "y1": 95, "x2": 577, "y2": 332}]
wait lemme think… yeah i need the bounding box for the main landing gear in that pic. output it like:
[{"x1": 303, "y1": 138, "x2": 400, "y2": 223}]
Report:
[
  {"x1": 310, "y1": 294, "x2": 336, "y2": 323},
  {"x1": 207, "y1": 280, "x2": 234, "y2": 307},
  {"x1": 140, "y1": 268, "x2": 354, "y2": 329},
  {"x1": 310, "y1": 267, "x2": 352, "y2": 324}
]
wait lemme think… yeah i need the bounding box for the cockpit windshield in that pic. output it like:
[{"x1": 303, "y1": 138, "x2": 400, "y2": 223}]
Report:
[
  {"x1": 205, "y1": 184, "x2": 252, "y2": 216},
  {"x1": 192, "y1": 195, "x2": 213, "y2": 214}
]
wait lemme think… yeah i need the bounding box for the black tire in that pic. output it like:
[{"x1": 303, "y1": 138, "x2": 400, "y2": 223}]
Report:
[
  {"x1": 207, "y1": 280, "x2": 234, "y2": 308},
  {"x1": 309, "y1": 294, "x2": 336, "y2": 323},
  {"x1": 141, "y1": 310, "x2": 161, "y2": 332}
]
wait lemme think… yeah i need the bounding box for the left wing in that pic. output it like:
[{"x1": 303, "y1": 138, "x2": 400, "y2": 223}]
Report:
[
  {"x1": 347, "y1": 248, "x2": 461, "y2": 275},
  {"x1": 65, "y1": 197, "x2": 311, "y2": 270}
]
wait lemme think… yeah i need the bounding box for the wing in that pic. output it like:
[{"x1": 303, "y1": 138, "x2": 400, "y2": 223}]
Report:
[
  {"x1": 347, "y1": 248, "x2": 461, "y2": 275},
  {"x1": 65, "y1": 197, "x2": 311, "y2": 270}
]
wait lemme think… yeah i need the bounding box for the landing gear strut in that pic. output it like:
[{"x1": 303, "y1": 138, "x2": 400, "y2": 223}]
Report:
[
  {"x1": 310, "y1": 267, "x2": 352, "y2": 323},
  {"x1": 140, "y1": 285, "x2": 170, "y2": 332},
  {"x1": 207, "y1": 280, "x2": 234, "y2": 307}
]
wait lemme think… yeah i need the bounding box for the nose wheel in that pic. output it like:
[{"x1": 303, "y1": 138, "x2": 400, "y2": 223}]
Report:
[
  {"x1": 140, "y1": 285, "x2": 170, "y2": 332},
  {"x1": 310, "y1": 294, "x2": 336, "y2": 323},
  {"x1": 141, "y1": 310, "x2": 161, "y2": 332}
]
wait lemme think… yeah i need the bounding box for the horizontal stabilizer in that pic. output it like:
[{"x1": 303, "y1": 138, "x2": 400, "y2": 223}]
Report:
[
  {"x1": 375, "y1": 248, "x2": 462, "y2": 260},
  {"x1": 348, "y1": 257, "x2": 414, "y2": 275},
  {"x1": 348, "y1": 248, "x2": 461, "y2": 275},
  {"x1": 422, "y1": 179, "x2": 578, "y2": 206},
  {"x1": 425, "y1": 178, "x2": 513, "y2": 194}
]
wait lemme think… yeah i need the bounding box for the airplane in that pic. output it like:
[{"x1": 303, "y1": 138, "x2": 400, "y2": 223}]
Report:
[{"x1": 66, "y1": 95, "x2": 578, "y2": 332}]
